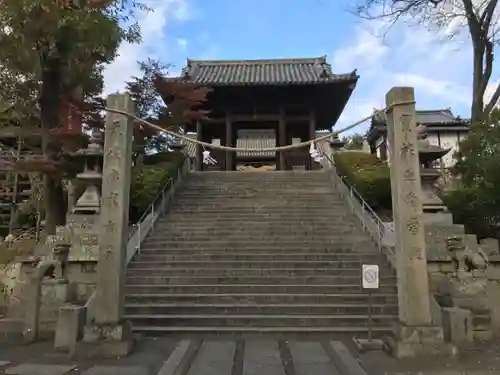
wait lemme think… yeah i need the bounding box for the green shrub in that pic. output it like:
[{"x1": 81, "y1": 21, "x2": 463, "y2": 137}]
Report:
[
  {"x1": 129, "y1": 152, "x2": 185, "y2": 222},
  {"x1": 334, "y1": 151, "x2": 392, "y2": 210},
  {"x1": 443, "y1": 185, "x2": 500, "y2": 240}
]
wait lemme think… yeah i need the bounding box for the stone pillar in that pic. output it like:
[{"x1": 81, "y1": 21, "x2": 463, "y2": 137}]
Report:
[
  {"x1": 278, "y1": 108, "x2": 286, "y2": 171},
  {"x1": 225, "y1": 114, "x2": 233, "y2": 171},
  {"x1": 82, "y1": 93, "x2": 134, "y2": 357},
  {"x1": 195, "y1": 120, "x2": 203, "y2": 171},
  {"x1": 385, "y1": 87, "x2": 452, "y2": 358}
]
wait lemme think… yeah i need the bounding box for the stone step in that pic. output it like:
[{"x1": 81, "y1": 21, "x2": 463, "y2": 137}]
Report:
[
  {"x1": 124, "y1": 292, "x2": 398, "y2": 305},
  {"x1": 153, "y1": 226, "x2": 359, "y2": 234},
  {"x1": 145, "y1": 233, "x2": 367, "y2": 242},
  {"x1": 176, "y1": 191, "x2": 339, "y2": 196},
  {"x1": 124, "y1": 284, "x2": 397, "y2": 294},
  {"x1": 130, "y1": 325, "x2": 392, "y2": 337},
  {"x1": 141, "y1": 241, "x2": 374, "y2": 250},
  {"x1": 157, "y1": 217, "x2": 356, "y2": 225},
  {"x1": 124, "y1": 313, "x2": 398, "y2": 327},
  {"x1": 169, "y1": 205, "x2": 346, "y2": 211},
  {"x1": 128, "y1": 260, "x2": 384, "y2": 269},
  {"x1": 125, "y1": 275, "x2": 395, "y2": 285},
  {"x1": 150, "y1": 225, "x2": 359, "y2": 234},
  {"x1": 161, "y1": 214, "x2": 353, "y2": 221},
  {"x1": 181, "y1": 187, "x2": 338, "y2": 192},
  {"x1": 124, "y1": 302, "x2": 399, "y2": 315},
  {"x1": 157, "y1": 220, "x2": 357, "y2": 228},
  {"x1": 185, "y1": 180, "x2": 334, "y2": 185},
  {"x1": 135, "y1": 253, "x2": 384, "y2": 262},
  {"x1": 127, "y1": 265, "x2": 382, "y2": 277},
  {"x1": 183, "y1": 177, "x2": 332, "y2": 182},
  {"x1": 126, "y1": 268, "x2": 384, "y2": 277},
  {"x1": 176, "y1": 192, "x2": 339, "y2": 198},
  {"x1": 137, "y1": 246, "x2": 376, "y2": 254}
]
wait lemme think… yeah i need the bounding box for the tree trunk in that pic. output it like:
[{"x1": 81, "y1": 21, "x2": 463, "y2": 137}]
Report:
[
  {"x1": 471, "y1": 43, "x2": 486, "y2": 122},
  {"x1": 40, "y1": 58, "x2": 66, "y2": 235}
]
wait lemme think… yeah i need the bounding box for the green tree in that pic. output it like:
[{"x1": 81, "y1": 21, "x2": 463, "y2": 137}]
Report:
[
  {"x1": 0, "y1": 0, "x2": 143, "y2": 234},
  {"x1": 126, "y1": 59, "x2": 212, "y2": 161},
  {"x1": 343, "y1": 133, "x2": 365, "y2": 150},
  {"x1": 443, "y1": 109, "x2": 500, "y2": 239}
]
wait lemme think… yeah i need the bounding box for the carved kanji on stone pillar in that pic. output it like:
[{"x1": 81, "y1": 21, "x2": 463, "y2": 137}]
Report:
[{"x1": 385, "y1": 87, "x2": 454, "y2": 358}]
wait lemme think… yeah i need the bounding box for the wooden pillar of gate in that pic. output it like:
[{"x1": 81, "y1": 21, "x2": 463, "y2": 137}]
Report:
[
  {"x1": 309, "y1": 110, "x2": 318, "y2": 170},
  {"x1": 278, "y1": 107, "x2": 286, "y2": 171},
  {"x1": 225, "y1": 114, "x2": 233, "y2": 171}
]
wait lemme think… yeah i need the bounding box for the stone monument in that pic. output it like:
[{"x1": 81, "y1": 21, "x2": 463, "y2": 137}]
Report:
[
  {"x1": 80, "y1": 93, "x2": 134, "y2": 357},
  {"x1": 384, "y1": 87, "x2": 454, "y2": 358}
]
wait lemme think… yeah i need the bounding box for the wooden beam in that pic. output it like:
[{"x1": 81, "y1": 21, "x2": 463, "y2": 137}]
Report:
[{"x1": 205, "y1": 114, "x2": 310, "y2": 123}]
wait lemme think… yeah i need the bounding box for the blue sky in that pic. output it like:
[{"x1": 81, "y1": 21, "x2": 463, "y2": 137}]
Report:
[{"x1": 103, "y1": 0, "x2": 493, "y2": 134}]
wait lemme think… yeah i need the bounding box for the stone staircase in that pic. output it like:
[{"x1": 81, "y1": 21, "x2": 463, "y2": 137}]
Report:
[{"x1": 124, "y1": 171, "x2": 398, "y2": 336}]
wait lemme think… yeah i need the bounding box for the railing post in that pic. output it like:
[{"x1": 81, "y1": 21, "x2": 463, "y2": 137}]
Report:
[
  {"x1": 161, "y1": 190, "x2": 165, "y2": 216},
  {"x1": 361, "y1": 201, "x2": 366, "y2": 229},
  {"x1": 137, "y1": 224, "x2": 141, "y2": 256},
  {"x1": 151, "y1": 205, "x2": 155, "y2": 233}
]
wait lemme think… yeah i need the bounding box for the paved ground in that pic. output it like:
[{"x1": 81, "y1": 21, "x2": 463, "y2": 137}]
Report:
[
  {"x1": 353, "y1": 340, "x2": 500, "y2": 375},
  {"x1": 0, "y1": 337, "x2": 365, "y2": 375},
  {"x1": 1, "y1": 337, "x2": 500, "y2": 375}
]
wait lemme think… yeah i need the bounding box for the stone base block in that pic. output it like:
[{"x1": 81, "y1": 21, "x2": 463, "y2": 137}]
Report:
[
  {"x1": 73, "y1": 321, "x2": 134, "y2": 358},
  {"x1": 352, "y1": 337, "x2": 384, "y2": 352},
  {"x1": 75, "y1": 339, "x2": 133, "y2": 358},
  {"x1": 442, "y1": 307, "x2": 473, "y2": 345},
  {"x1": 54, "y1": 304, "x2": 87, "y2": 352},
  {"x1": 384, "y1": 324, "x2": 458, "y2": 358}
]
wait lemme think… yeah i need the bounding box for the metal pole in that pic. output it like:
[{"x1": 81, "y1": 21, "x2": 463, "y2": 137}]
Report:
[
  {"x1": 161, "y1": 191, "x2": 165, "y2": 216},
  {"x1": 137, "y1": 224, "x2": 141, "y2": 256},
  {"x1": 361, "y1": 201, "x2": 366, "y2": 229},
  {"x1": 368, "y1": 289, "x2": 373, "y2": 342},
  {"x1": 151, "y1": 205, "x2": 155, "y2": 233}
]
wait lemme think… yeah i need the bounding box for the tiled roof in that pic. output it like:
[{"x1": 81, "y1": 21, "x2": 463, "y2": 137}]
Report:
[
  {"x1": 367, "y1": 108, "x2": 469, "y2": 144},
  {"x1": 178, "y1": 56, "x2": 358, "y2": 86},
  {"x1": 373, "y1": 108, "x2": 467, "y2": 125},
  {"x1": 415, "y1": 109, "x2": 459, "y2": 124}
]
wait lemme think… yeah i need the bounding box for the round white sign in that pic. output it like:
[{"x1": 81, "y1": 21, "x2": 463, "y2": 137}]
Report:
[{"x1": 362, "y1": 264, "x2": 380, "y2": 289}]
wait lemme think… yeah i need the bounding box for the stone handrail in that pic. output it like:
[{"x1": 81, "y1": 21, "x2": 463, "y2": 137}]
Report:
[{"x1": 126, "y1": 157, "x2": 190, "y2": 264}]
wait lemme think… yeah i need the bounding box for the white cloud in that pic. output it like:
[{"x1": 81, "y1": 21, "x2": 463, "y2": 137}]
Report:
[
  {"x1": 103, "y1": 0, "x2": 193, "y2": 94},
  {"x1": 332, "y1": 22, "x2": 389, "y2": 75},
  {"x1": 331, "y1": 18, "x2": 473, "y2": 135}
]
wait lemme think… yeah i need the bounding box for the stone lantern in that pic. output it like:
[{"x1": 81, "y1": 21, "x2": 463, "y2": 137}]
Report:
[
  {"x1": 65, "y1": 131, "x2": 104, "y2": 262},
  {"x1": 416, "y1": 124, "x2": 452, "y2": 218}
]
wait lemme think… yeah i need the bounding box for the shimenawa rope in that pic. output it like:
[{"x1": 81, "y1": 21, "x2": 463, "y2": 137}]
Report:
[{"x1": 104, "y1": 100, "x2": 415, "y2": 153}]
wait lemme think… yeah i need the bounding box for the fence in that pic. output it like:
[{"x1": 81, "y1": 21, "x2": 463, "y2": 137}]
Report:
[
  {"x1": 126, "y1": 157, "x2": 190, "y2": 264},
  {"x1": 324, "y1": 154, "x2": 396, "y2": 266}
]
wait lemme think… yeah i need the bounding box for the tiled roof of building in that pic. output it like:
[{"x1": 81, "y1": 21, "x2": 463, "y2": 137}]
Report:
[
  {"x1": 178, "y1": 56, "x2": 358, "y2": 86},
  {"x1": 373, "y1": 108, "x2": 467, "y2": 125},
  {"x1": 367, "y1": 108, "x2": 469, "y2": 144}
]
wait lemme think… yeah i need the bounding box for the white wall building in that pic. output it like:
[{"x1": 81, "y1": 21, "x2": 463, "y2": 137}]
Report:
[{"x1": 366, "y1": 109, "x2": 470, "y2": 168}]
